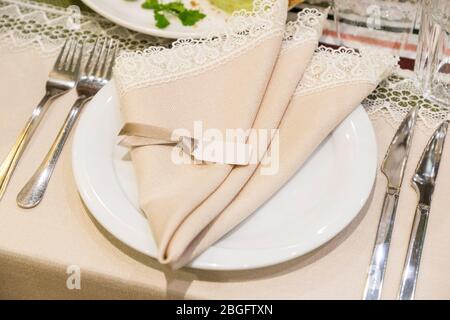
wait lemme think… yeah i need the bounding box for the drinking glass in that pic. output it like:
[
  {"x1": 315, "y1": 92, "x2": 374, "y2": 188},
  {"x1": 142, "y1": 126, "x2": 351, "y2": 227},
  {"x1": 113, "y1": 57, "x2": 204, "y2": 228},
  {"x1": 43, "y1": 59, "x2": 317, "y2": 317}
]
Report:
[
  {"x1": 333, "y1": 0, "x2": 419, "y2": 57},
  {"x1": 414, "y1": 0, "x2": 450, "y2": 106}
]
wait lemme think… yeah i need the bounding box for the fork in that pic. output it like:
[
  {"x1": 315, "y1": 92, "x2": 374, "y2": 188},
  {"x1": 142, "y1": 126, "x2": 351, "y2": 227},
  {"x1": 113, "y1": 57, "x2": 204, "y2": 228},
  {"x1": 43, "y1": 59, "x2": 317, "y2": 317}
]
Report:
[
  {"x1": 0, "y1": 38, "x2": 82, "y2": 201},
  {"x1": 16, "y1": 38, "x2": 118, "y2": 208}
]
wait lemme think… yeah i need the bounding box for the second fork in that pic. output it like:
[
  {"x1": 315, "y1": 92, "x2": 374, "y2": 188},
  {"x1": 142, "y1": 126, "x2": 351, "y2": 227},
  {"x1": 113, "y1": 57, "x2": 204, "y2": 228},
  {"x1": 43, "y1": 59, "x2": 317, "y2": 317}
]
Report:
[{"x1": 16, "y1": 38, "x2": 118, "y2": 208}]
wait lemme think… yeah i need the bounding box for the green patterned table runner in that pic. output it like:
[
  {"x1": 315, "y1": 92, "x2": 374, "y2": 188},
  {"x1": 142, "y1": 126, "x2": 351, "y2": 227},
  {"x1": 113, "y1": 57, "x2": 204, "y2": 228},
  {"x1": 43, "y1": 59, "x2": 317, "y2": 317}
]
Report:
[
  {"x1": 2, "y1": 0, "x2": 448, "y2": 129},
  {"x1": 35, "y1": 0, "x2": 90, "y2": 11}
]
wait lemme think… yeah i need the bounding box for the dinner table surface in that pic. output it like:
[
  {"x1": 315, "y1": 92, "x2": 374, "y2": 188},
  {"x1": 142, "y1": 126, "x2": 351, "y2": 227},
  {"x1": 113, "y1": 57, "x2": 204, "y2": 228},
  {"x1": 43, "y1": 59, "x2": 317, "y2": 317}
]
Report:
[{"x1": 0, "y1": 0, "x2": 449, "y2": 299}]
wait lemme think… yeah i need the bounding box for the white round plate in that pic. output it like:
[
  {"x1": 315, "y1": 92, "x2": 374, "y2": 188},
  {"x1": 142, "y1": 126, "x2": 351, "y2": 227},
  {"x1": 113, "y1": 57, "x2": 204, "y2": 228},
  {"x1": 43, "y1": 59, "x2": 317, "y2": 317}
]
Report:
[
  {"x1": 81, "y1": 0, "x2": 229, "y2": 39},
  {"x1": 72, "y1": 80, "x2": 377, "y2": 270}
]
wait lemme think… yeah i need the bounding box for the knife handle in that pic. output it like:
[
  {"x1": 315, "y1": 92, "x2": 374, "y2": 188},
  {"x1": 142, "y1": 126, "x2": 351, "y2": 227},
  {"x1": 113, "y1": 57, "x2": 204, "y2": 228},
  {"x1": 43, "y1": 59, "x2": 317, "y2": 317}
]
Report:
[
  {"x1": 363, "y1": 190, "x2": 399, "y2": 300},
  {"x1": 398, "y1": 204, "x2": 430, "y2": 300}
]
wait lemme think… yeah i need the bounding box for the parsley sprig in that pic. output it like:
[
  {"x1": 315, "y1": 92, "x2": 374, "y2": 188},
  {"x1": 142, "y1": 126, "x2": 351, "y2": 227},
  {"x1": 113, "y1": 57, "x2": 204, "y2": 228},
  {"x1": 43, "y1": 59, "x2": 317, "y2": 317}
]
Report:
[{"x1": 141, "y1": 0, "x2": 206, "y2": 29}]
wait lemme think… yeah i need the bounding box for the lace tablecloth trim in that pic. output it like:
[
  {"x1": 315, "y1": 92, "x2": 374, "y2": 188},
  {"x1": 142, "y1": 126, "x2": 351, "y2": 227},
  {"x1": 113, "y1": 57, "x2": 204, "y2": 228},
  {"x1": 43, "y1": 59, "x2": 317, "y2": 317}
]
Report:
[
  {"x1": 0, "y1": 0, "x2": 172, "y2": 55},
  {"x1": 362, "y1": 72, "x2": 450, "y2": 130},
  {"x1": 1, "y1": 0, "x2": 447, "y2": 130}
]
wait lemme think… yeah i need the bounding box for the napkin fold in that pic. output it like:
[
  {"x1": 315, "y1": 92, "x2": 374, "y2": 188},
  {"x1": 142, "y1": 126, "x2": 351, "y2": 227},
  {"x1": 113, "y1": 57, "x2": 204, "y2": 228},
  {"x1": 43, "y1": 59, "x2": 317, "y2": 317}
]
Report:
[
  {"x1": 171, "y1": 47, "x2": 398, "y2": 269},
  {"x1": 115, "y1": 0, "x2": 288, "y2": 252},
  {"x1": 114, "y1": 1, "x2": 327, "y2": 264},
  {"x1": 114, "y1": 0, "x2": 397, "y2": 270},
  {"x1": 160, "y1": 8, "x2": 328, "y2": 265}
]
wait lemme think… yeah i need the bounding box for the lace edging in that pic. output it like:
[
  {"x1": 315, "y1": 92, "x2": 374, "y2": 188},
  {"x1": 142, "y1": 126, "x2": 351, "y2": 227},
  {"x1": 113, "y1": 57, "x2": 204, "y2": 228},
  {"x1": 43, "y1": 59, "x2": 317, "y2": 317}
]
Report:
[
  {"x1": 114, "y1": 0, "x2": 288, "y2": 96},
  {"x1": 0, "y1": 0, "x2": 172, "y2": 56},
  {"x1": 294, "y1": 46, "x2": 399, "y2": 96},
  {"x1": 363, "y1": 73, "x2": 450, "y2": 131},
  {"x1": 281, "y1": 8, "x2": 326, "y2": 53}
]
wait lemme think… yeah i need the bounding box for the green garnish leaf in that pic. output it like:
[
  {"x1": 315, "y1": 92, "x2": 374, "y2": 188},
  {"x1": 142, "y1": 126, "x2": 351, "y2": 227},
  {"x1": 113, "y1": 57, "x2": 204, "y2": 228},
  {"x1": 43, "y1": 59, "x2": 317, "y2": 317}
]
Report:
[
  {"x1": 138, "y1": 0, "x2": 206, "y2": 29},
  {"x1": 141, "y1": 0, "x2": 159, "y2": 9},
  {"x1": 154, "y1": 10, "x2": 170, "y2": 28},
  {"x1": 163, "y1": 2, "x2": 186, "y2": 14},
  {"x1": 178, "y1": 9, "x2": 206, "y2": 26}
]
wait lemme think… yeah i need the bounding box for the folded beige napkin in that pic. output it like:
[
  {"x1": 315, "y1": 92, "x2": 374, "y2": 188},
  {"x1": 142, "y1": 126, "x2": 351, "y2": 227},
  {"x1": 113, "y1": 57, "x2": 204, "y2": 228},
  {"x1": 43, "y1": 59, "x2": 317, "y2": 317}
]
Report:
[
  {"x1": 114, "y1": 1, "x2": 327, "y2": 265},
  {"x1": 170, "y1": 47, "x2": 398, "y2": 269},
  {"x1": 161, "y1": 9, "x2": 328, "y2": 265}
]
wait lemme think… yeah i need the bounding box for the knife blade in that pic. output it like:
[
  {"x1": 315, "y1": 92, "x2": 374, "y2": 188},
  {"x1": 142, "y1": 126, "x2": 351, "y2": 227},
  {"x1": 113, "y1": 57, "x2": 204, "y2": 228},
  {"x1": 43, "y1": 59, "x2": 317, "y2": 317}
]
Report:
[
  {"x1": 363, "y1": 106, "x2": 418, "y2": 300},
  {"x1": 398, "y1": 120, "x2": 448, "y2": 300}
]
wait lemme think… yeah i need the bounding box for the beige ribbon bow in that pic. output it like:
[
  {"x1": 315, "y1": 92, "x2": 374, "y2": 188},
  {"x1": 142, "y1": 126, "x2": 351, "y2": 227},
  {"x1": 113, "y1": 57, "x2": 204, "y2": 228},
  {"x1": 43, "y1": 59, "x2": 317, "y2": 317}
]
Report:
[{"x1": 118, "y1": 123, "x2": 252, "y2": 165}]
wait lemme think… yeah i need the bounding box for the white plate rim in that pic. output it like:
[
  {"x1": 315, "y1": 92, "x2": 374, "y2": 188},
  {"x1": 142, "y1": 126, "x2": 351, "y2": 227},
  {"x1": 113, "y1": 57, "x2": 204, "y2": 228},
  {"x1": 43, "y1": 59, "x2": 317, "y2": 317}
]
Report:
[{"x1": 72, "y1": 80, "x2": 377, "y2": 271}]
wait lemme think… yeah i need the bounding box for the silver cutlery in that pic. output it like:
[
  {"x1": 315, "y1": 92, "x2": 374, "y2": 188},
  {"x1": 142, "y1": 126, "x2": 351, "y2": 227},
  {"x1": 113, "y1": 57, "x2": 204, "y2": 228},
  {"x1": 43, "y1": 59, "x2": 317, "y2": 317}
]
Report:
[
  {"x1": 398, "y1": 120, "x2": 448, "y2": 300},
  {"x1": 16, "y1": 38, "x2": 118, "y2": 208},
  {"x1": 363, "y1": 106, "x2": 418, "y2": 300},
  {"x1": 0, "y1": 39, "x2": 82, "y2": 201}
]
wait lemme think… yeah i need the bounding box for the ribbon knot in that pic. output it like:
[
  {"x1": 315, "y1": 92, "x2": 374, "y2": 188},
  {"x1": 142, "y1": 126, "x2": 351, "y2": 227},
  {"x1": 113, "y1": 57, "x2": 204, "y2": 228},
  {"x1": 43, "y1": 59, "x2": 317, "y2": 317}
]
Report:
[{"x1": 118, "y1": 122, "x2": 252, "y2": 165}]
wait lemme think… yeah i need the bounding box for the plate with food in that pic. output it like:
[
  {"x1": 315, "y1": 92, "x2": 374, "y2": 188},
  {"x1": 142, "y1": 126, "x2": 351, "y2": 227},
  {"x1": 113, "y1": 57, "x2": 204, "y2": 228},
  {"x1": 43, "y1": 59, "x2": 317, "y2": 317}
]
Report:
[{"x1": 81, "y1": 0, "x2": 302, "y2": 39}]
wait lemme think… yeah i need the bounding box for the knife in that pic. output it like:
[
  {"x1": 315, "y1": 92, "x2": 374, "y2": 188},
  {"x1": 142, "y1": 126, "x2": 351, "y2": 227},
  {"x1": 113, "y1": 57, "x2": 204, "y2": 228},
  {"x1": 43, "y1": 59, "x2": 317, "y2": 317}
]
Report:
[
  {"x1": 363, "y1": 106, "x2": 418, "y2": 300},
  {"x1": 398, "y1": 120, "x2": 448, "y2": 300}
]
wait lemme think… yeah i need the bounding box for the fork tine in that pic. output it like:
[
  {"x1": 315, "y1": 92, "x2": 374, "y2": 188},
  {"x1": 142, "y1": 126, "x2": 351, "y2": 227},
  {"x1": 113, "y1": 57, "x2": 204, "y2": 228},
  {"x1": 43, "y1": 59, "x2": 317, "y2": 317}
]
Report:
[
  {"x1": 54, "y1": 38, "x2": 71, "y2": 70},
  {"x1": 98, "y1": 39, "x2": 113, "y2": 79},
  {"x1": 92, "y1": 38, "x2": 108, "y2": 78},
  {"x1": 84, "y1": 38, "x2": 100, "y2": 75},
  {"x1": 73, "y1": 41, "x2": 84, "y2": 76},
  {"x1": 65, "y1": 39, "x2": 78, "y2": 72},
  {"x1": 104, "y1": 41, "x2": 118, "y2": 80}
]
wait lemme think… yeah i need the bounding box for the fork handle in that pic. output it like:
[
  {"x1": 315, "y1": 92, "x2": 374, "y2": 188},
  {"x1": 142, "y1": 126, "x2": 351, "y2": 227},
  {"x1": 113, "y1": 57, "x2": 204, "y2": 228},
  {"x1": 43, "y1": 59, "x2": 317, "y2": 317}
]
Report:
[
  {"x1": 0, "y1": 92, "x2": 55, "y2": 200},
  {"x1": 17, "y1": 95, "x2": 90, "y2": 208}
]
